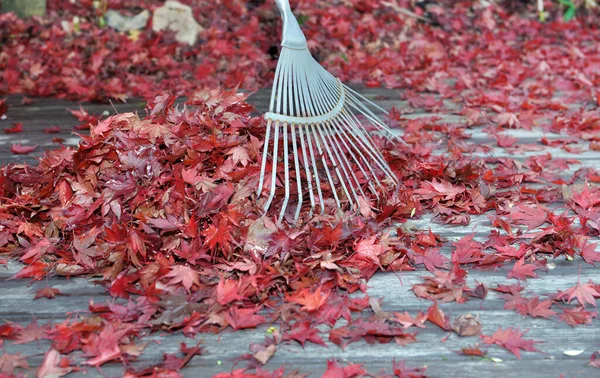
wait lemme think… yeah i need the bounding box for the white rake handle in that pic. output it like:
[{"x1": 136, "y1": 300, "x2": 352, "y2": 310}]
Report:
[{"x1": 275, "y1": 0, "x2": 308, "y2": 49}]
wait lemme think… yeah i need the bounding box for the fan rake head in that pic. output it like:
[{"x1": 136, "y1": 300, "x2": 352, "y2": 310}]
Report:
[{"x1": 256, "y1": 0, "x2": 404, "y2": 224}]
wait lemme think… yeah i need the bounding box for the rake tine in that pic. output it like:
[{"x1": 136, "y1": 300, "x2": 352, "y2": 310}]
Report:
[
  {"x1": 309, "y1": 123, "x2": 341, "y2": 208},
  {"x1": 304, "y1": 124, "x2": 325, "y2": 214},
  {"x1": 258, "y1": 0, "x2": 403, "y2": 222},
  {"x1": 257, "y1": 119, "x2": 272, "y2": 197},
  {"x1": 263, "y1": 121, "x2": 279, "y2": 213},
  {"x1": 290, "y1": 124, "x2": 303, "y2": 223}
]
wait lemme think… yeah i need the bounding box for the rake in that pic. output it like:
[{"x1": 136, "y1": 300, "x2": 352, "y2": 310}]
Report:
[{"x1": 257, "y1": 0, "x2": 405, "y2": 223}]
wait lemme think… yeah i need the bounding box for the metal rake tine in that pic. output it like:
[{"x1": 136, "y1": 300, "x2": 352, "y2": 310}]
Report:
[
  {"x1": 309, "y1": 123, "x2": 341, "y2": 208},
  {"x1": 257, "y1": 119, "x2": 272, "y2": 197},
  {"x1": 343, "y1": 85, "x2": 407, "y2": 145},
  {"x1": 343, "y1": 108, "x2": 396, "y2": 178},
  {"x1": 324, "y1": 121, "x2": 369, "y2": 198},
  {"x1": 328, "y1": 119, "x2": 382, "y2": 200},
  {"x1": 297, "y1": 125, "x2": 316, "y2": 217},
  {"x1": 314, "y1": 123, "x2": 354, "y2": 207},
  {"x1": 329, "y1": 116, "x2": 384, "y2": 191},
  {"x1": 290, "y1": 124, "x2": 303, "y2": 223},
  {"x1": 338, "y1": 109, "x2": 398, "y2": 186},
  {"x1": 322, "y1": 121, "x2": 364, "y2": 204},
  {"x1": 304, "y1": 124, "x2": 325, "y2": 214},
  {"x1": 263, "y1": 121, "x2": 280, "y2": 213},
  {"x1": 302, "y1": 61, "x2": 353, "y2": 207},
  {"x1": 279, "y1": 123, "x2": 291, "y2": 223}
]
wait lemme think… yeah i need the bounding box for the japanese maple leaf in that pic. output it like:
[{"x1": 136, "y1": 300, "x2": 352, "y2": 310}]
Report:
[
  {"x1": 496, "y1": 133, "x2": 518, "y2": 147},
  {"x1": 4, "y1": 122, "x2": 23, "y2": 134},
  {"x1": 415, "y1": 179, "x2": 465, "y2": 200},
  {"x1": 481, "y1": 327, "x2": 539, "y2": 359},
  {"x1": 590, "y1": 351, "x2": 600, "y2": 369},
  {"x1": 82, "y1": 323, "x2": 130, "y2": 367},
  {"x1": 509, "y1": 204, "x2": 547, "y2": 230},
  {"x1": 287, "y1": 286, "x2": 330, "y2": 312},
  {"x1": 201, "y1": 217, "x2": 233, "y2": 254},
  {"x1": 0, "y1": 352, "x2": 29, "y2": 375},
  {"x1": 227, "y1": 146, "x2": 250, "y2": 166},
  {"x1": 216, "y1": 277, "x2": 244, "y2": 305},
  {"x1": 507, "y1": 258, "x2": 540, "y2": 280},
  {"x1": 20, "y1": 238, "x2": 54, "y2": 263},
  {"x1": 559, "y1": 307, "x2": 598, "y2": 327},
  {"x1": 426, "y1": 303, "x2": 451, "y2": 331},
  {"x1": 451, "y1": 234, "x2": 483, "y2": 265},
  {"x1": 522, "y1": 297, "x2": 556, "y2": 319},
  {"x1": 282, "y1": 321, "x2": 327, "y2": 347},
  {"x1": 392, "y1": 359, "x2": 428, "y2": 378},
  {"x1": 581, "y1": 242, "x2": 600, "y2": 265},
  {"x1": 459, "y1": 346, "x2": 488, "y2": 357},
  {"x1": 322, "y1": 359, "x2": 366, "y2": 378},
  {"x1": 37, "y1": 349, "x2": 73, "y2": 378},
  {"x1": 355, "y1": 236, "x2": 388, "y2": 264},
  {"x1": 557, "y1": 280, "x2": 600, "y2": 307},
  {"x1": 10, "y1": 261, "x2": 48, "y2": 280},
  {"x1": 11, "y1": 143, "x2": 38, "y2": 154},
  {"x1": 329, "y1": 319, "x2": 416, "y2": 349},
  {"x1": 410, "y1": 247, "x2": 448, "y2": 272},
  {"x1": 163, "y1": 265, "x2": 200, "y2": 293},
  {"x1": 13, "y1": 319, "x2": 50, "y2": 345},
  {"x1": 393, "y1": 311, "x2": 427, "y2": 329},
  {"x1": 223, "y1": 307, "x2": 266, "y2": 330},
  {"x1": 34, "y1": 287, "x2": 65, "y2": 300}
]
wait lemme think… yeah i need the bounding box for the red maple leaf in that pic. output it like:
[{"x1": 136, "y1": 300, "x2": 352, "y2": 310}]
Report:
[
  {"x1": 34, "y1": 287, "x2": 65, "y2": 300},
  {"x1": 11, "y1": 143, "x2": 38, "y2": 154},
  {"x1": 507, "y1": 258, "x2": 540, "y2": 280},
  {"x1": 556, "y1": 280, "x2": 600, "y2": 307},
  {"x1": 282, "y1": 321, "x2": 327, "y2": 347},
  {"x1": 581, "y1": 242, "x2": 600, "y2": 265},
  {"x1": 13, "y1": 319, "x2": 50, "y2": 345},
  {"x1": 82, "y1": 323, "x2": 130, "y2": 367},
  {"x1": 36, "y1": 349, "x2": 74, "y2": 378},
  {"x1": 163, "y1": 265, "x2": 200, "y2": 293},
  {"x1": 392, "y1": 359, "x2": 428, "y2": 378},
  {"x1": 522, "y1": 297, "x2": 556, "y2": 319},
  {"x1": 322, "y1": 359, "x2": 366, "y2": 378},
  {"x1": 415, "y1": 179, "x2": 465, "y2": 201},
  {"x1": 590, "y1": 351, "x2": 600, "y2": 369},
  {"x1": 216, "y1": 277, "x2": 244, "y2": 305},
  {"x1": 20, "y1": 238, "x2": 54, "y2": 263},
  {"x1": 3, "y1": 122, "x2": 23, "y2": 134},
  {"x1": 393, "y1": 311, "x2": 427, "y2": 329},
  {"x1": 459, "y1": 345, "x2": 488, "y2": 357},
  {"x1": 481, "y1": 327, "x2": 539, "y2": 359},
  {"x1": 559, "y1": 306, "x2": 598, "y2": 327},
  {"x1": 509, "y1": 204, "x2": 547, "y2": 230},
  {"x1": 287, "y1": 286, "x2": 330, "y2": 312},
  {"x1": 426, "y1": 303, "x2": 451, "y2": 331},
  {"x1": 410, "y1": 247, "x2": 448, "y2": 272},
  {"x1": 0, "y1": 352, "x2": 29, "y2": 375},
  {"x1": 451, "y1": 234, "x2": 483, "y2": 265},
  {"x1": 223, "y1": 307, "x2": 266, "y2": 330}
]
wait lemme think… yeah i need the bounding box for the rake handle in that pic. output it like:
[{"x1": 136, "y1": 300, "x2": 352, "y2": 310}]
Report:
[{"x1": 275, "y1": 0, "x2": 307, "y2": 49}]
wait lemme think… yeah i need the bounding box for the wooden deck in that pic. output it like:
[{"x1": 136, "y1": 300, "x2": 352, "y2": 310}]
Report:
[{"x1": 1, "y1": 91, "x2": 599, "y2": 377}]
